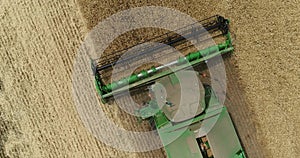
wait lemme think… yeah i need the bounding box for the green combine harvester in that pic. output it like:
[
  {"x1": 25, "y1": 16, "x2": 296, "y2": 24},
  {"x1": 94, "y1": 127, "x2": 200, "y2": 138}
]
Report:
[{"x1": 92, "y1": 15, "x2": 246, "y2": 158}]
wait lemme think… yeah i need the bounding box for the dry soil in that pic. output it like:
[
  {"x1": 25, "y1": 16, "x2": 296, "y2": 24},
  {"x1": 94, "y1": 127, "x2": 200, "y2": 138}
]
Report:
[{"x1": 1, "y1": 0, "x2": 300, "y2": 158}]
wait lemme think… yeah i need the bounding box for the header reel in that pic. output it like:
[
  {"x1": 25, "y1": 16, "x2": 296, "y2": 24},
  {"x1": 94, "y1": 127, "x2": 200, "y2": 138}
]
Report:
[{"x1": 91, "y1": 15, "x2": 233, "y2": 102}]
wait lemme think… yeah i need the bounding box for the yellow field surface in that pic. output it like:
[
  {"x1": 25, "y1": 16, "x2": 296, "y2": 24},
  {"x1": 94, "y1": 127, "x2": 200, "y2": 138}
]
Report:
[{"x1": 1, "y1": 0, "x2": 299, "y2": 157}]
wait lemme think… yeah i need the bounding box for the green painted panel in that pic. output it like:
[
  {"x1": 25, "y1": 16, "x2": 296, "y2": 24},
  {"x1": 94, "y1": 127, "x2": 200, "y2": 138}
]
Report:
[
  {"x1": 206, "y1": 107, "x2": 245, "y2": 158},
  {"x1": 163, "y1": 130, "x2": 203, "y2": 158}
]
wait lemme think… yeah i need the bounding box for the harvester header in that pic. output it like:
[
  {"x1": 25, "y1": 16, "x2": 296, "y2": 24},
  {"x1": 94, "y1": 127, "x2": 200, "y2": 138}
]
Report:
[{"x1": 92, "y1": 15, "x2": 233, "y2": 101}]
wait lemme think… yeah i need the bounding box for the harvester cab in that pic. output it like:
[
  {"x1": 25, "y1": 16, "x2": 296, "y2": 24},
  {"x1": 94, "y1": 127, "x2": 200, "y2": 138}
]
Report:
[{"x1": 137, "y1": 71, "x2": 246, "y2": 158}]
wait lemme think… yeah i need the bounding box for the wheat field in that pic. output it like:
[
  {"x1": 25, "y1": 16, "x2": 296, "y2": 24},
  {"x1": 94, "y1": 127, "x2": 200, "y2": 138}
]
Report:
[{"x1": 1, "y1": 0, "x2": 300, "y2": 158}]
